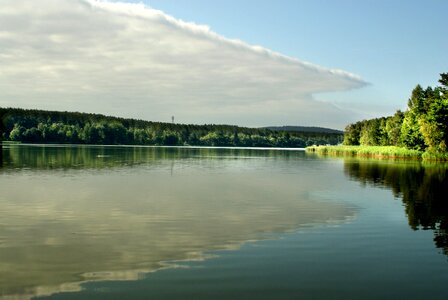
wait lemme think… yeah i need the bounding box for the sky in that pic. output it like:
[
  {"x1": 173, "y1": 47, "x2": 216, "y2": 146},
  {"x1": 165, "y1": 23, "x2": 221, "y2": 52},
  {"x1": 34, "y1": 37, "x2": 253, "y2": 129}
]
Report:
[{"x1": 0, "y1": 0, "x2": 446, "y2": 129}]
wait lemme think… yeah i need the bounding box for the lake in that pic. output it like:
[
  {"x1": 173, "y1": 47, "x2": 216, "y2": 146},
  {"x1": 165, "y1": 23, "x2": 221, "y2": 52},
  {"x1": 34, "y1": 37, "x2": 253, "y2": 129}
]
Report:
[{"x1": 0, "y1": 144, "x2": 447, "y2": 300}]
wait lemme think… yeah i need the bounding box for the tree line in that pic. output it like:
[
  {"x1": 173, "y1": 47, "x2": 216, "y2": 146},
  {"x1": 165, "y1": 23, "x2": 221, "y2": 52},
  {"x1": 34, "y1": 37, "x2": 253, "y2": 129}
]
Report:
[
  {"x1": 343, "y1": 73, "x2": 448, "y2": 154},
  {"x1": 0, "y1": 108, "x2": 342, "y2": 147}
]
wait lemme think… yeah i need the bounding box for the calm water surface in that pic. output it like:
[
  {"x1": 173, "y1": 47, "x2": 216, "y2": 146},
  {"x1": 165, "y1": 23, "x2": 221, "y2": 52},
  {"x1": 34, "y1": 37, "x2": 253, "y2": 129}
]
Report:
[{"x1": 0, "y1": 144, "x2": 447, "y2": 299}]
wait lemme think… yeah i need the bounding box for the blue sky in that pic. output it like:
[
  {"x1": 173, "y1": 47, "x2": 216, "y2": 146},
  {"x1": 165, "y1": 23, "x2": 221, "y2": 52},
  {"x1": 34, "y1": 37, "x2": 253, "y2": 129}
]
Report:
[
  {"x1": 142, "y1": 0, "x2": 448, "y2": 116},
  {"x1": 1, "y1": 0, "x2": 446, "y2": 129}
]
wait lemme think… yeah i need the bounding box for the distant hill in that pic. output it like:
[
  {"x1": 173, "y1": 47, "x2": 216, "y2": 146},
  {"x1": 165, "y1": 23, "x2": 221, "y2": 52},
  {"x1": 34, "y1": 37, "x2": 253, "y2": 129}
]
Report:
[{"x1": 263, "y1": 126, "x2": 343, "y2": 134}]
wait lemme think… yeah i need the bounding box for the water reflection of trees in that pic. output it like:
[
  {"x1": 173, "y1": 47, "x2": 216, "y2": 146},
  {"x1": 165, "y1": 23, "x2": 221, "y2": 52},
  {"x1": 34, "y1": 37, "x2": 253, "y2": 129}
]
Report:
[
  {"x1": 0, "y1": 144, "x2": 303, "y2": 171},
  {"x1": 344, "y1": 160, "x2": 448, "y2": 256}
]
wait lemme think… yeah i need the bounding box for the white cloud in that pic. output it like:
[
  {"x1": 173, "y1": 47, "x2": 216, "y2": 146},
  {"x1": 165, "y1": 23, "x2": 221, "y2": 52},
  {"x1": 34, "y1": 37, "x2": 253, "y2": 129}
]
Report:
[{"x1": 0, "y1": 0, "x2": 366, "y2": 128}]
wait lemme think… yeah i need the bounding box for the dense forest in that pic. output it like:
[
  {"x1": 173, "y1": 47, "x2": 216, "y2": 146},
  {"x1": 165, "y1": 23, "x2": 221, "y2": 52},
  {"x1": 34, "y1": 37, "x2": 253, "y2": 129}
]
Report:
[
  {"x1": 344, "y1": 73, "x2": 448, "y2": 155},
  {"x1": 0, "y1": 108, "x2": 342, "y2": 147}
]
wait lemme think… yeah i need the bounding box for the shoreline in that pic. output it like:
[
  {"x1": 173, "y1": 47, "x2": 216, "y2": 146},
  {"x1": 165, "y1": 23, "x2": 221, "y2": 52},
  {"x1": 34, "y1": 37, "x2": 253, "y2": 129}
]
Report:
[
  {"x1": 306, "y1": 145, "x2": 448, "y2": 161},
  {"x1": 1, "y1": 142, "x2": 306, "y2": 151}
]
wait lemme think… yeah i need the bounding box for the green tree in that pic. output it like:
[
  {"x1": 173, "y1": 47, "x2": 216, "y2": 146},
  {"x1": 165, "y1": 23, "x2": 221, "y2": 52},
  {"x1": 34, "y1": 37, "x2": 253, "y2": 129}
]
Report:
[
  {"x1": 343, "y1": 122, "x2": 362, "y2": 145},
  {"x1": 22, "y1": 127, "x2": 42, "y2": 143},
  {"x1": 439, "y1": 73, "x2": 448, "y2": 89},
  {"x1": 9, "y1": 124, "x2": 25, "y2": 141},
  {"x1": 103, "y1": 122, "x2": 128, "y2": 144},
  {"x1": 385, "y1": 111, "x2": 404, "y2": 146},
  {"x1": 161, "y1": 130, "x2": 180, "y2": 146},
  {"x1": 400, "y1": 110, "x2": 425, "y2": 150},
  {"x1": 359, "y1": 120, "x2": 380, "y2": 146},
  {"x1": 200, "y1": 131, "x2": 231, "y2": 146},
  {"x1": 419, "y1": 92, "x2": 448, "y2": 153},
  {"x1": 400, "y1": 85, "x2": 430, "y2": 151},
  {"x1": 408, "y1": 84, "x2": 425, "y2": 113}
]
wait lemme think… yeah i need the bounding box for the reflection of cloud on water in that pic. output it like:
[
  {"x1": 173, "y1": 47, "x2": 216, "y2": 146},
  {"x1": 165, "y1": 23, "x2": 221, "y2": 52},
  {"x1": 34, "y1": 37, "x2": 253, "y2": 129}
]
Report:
[
  {"x1": 0, "y1": 145, "x2": 355, "y2": 299},
  {"x1": 0, "y1": 215, "x2": 356, "y2": 300}
]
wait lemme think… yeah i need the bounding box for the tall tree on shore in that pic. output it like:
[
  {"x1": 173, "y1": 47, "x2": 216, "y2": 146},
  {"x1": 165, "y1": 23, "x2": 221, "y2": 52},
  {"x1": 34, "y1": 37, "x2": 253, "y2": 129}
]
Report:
[
  {"x1": 385, "y1": 110, "x2": 404, "y2": 146},
  {"x1": 418, "y1": 74, "x2": 448, "y2": 152},
  {"x1": 400, "y1": 85, "x2": 427, "y2": 150}
]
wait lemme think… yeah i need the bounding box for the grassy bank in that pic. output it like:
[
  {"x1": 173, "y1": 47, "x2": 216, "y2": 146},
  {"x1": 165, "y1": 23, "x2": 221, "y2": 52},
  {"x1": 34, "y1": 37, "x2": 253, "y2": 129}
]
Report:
[{"x1": 305, "y1": 145, "x2": 448, "y2": 161}]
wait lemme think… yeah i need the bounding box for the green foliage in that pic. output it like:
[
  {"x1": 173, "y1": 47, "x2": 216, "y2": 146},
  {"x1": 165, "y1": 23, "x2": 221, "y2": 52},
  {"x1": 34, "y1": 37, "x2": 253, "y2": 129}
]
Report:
[
  {"x1": 160, "y1": 130, "x2": 180, "y2": 146},
  {"x1": 400, "y1": 109, "x2": 426, "y2": 151},
  {"x1": 440, "y1": 73, "x2": 448, "y2": 89},
  {"x1": 419, "y1": 92, "x2": 448, "y2": 153},
  {"x1": 359, "y1": 119, "x2": 381, "y2": 146},
  {"x1": 9, "y1": 124, "x2": 25, "y2": 142},
  {"x1": 306, "y1": 145, "x2": 423, "y2": 159},
  {"x1": 343, "y1": 123, "x2": 361, "y2": 145},
  {"x1": 200, "y1": 131, "x2": 232, "y2": 146},
  {"x1": 407, "y1": 84, "x2": 425, "y2": 113},
  {"x1": 422, "y1": 151, "x2": 448, "y2": 161},
  {"x1": 385, "y1": 110, "x2": 404, "y2": 146},
  {"x1": 343, "y1": 72, "x2": 448, "y2": 159},
  {"x1": 0, "y1": 107, "x2": 342, "y2": 147}
]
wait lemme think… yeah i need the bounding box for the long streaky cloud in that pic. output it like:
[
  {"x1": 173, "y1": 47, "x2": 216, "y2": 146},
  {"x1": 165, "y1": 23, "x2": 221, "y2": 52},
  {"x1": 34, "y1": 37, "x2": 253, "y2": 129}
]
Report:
[{"x1": 0, "y1": 0, "x2": 366, "y2": 127}]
